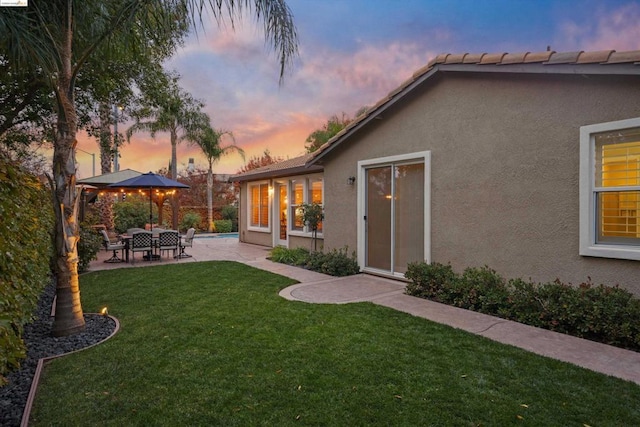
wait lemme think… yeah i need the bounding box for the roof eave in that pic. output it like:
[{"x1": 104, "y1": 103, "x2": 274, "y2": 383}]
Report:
[
  {"x1": 307, "y1": 61, "x2": 640, "y2": 166},
  {"x1": 438, "y1": 62, "x2": 640, "y2": 76},
  {"x1": 308, "y1": 66, "x2": 440, "y2": 166},
  {"x1": 230, "y1": 164, "x2": 323, "y2": 183}
]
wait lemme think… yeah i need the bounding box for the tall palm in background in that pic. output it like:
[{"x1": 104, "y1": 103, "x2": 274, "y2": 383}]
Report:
[
  {"x1": 188, "y1": 126, "x2": 245, "y2": 232},
  {"x1": 0, "y1": 0, "x2": 297, "y2": 336},
  {"x1": 126, "y1": 71, "x2": 208, "y2": 229}
]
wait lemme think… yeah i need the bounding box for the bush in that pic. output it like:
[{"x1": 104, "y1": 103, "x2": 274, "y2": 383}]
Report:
[
  {"x1": 269, "y1": 246, "x2": 360, "y2": 277},
  {"x1": 77, "y1": 224, "x2": 102, "y2": 273},
  {"x1": 220, "y1": 205, "x2": 238, "y2": 232},
  {"x1": 0, "y1": 155, "x2": 54, "y2": 386},
  {"x1": 213, "y1": 219, "x2": 232, "y2": 233},
  {"x1": 405, "y1": 261, "x2": 640, "y2": 351},
  {"x1": 114, "y1": 198, "x2": 154, "y2": 233},
  {"x1": 269, "y1": 246, "x2": 310, "y2": 266},
  {"x1": 405, "y1": 262, "x2": 456, "y2": 302},
  {"x1": 306, "y1": 247, "x2": 359, "y2": 276},
  {"x1": 455, "y1": 266, "x2": 510, "y2": 314},
  {"x1": 180, "y1": 211, "x2": 201, "y2": 231}
]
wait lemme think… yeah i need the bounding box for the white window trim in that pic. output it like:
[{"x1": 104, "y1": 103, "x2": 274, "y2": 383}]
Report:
[
  {"x1": 357, "y1": 151, "x2": 431, "y2": 276},
  {"x1": 287, "y1": 174, "x2": 324, "y2": 238},
  {"x1": 579, "y1": 117, "x2": 640, "y2": 260},
  {"x1": 247, "y1": 180, "x2": 271, "y2": 233}
]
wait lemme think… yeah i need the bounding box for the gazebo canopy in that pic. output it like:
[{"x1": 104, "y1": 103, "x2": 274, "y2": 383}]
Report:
[{"x1": 77, "y1": 169, "x2": 142, "y2": 188}]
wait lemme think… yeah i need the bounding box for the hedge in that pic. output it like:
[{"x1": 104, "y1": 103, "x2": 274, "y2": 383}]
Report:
[
  {"x1": 0, "y1": 155, "x2": 54, "y2": 386},
  {"x1": 405, "y1": 262, "x2": 640, "y2": 351}
]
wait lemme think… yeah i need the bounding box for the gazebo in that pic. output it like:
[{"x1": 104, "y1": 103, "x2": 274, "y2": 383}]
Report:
[{"x1": 77, "y1": 169, "x2": 142, "y2": 224}]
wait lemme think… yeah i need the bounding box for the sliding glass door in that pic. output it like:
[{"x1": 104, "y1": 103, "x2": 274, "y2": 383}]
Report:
[{"x1": 365, "y1": 161, "x2": 424, "y2": 275}]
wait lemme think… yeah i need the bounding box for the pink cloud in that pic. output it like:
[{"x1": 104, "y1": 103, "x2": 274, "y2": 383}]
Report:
[
  {"x1": 90, "y1": 21, "x2": 438, "y2": 179},
  {"x1": 557, "y1": 3, "x2": 640, "y2": 51}
]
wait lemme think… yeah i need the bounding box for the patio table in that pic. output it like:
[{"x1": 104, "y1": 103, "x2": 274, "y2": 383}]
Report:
[{"x1": 119, "y1": 234, "x2": 180, "y2": 262}]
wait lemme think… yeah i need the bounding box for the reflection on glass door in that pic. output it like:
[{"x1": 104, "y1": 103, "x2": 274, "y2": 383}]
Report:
[
  {"x1": 366, "y1": 166, "x2": 392, "y2": 270},
  {"x1": 365, "y1": 162, "x2": 424, "y2": 275},
  {"x1": 277, "y1": 183, "x2": 288, "y2": 246},
  {"x1": 394, "y1": 163, "x2": 424, "y2": 274}
]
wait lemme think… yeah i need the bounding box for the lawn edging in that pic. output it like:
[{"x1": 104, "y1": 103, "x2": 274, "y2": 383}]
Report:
[{"x1": 21, "y1": 314, "x2": 120, "y2": 427}]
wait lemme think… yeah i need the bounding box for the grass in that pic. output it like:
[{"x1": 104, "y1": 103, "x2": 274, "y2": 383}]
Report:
[{"x1": 30, "y1": 261, "x2": 640, "y2": 426}]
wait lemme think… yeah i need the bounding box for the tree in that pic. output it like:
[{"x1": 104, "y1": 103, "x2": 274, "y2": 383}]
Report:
[
  {"x1": 187, "y1": 125, "x2": 245, "y2": 232},
  {"x1": 304, "y1": 107, "x2": 369, "y2": 153},
  {"x1": 300, "y1": 202, "x2": 323, "y2": 251},
  {"x1": 236, "y1": 148, "x2": 284, "y2": 174},
  {"x1": 0, "y1": 0, "x2": 297, "y2": 337},
  {"x1": 305, "y1": 113, "x2": 351, "y2": 153},
  {"x1": 127, "y1": 71, "x2": 208, "y2": 229},
  {"x1": 0, "y1": 55, "x2": 56, "y2": 155}
]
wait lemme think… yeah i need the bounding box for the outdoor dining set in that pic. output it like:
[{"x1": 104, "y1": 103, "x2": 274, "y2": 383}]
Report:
[{"x1": 100, "y1": 227, "x2": 196, "y2": 263}]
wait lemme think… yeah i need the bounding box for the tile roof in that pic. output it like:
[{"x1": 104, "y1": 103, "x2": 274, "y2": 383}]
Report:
[
  {"x1": 308, "y1": 49, "x2": 640, "y2": 166},
  {"x1": 230, "y1": 153, "x2": 322, "y2": 182}
]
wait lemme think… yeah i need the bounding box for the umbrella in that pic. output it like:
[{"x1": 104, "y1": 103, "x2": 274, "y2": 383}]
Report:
[{"x1": 108, "y1": 172, "x2": 189, "y2": 231}]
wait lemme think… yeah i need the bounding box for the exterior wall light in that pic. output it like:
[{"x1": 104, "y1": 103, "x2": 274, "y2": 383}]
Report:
[{"x1": 347, "y1": 176, "x2": 356, "y2": 185}]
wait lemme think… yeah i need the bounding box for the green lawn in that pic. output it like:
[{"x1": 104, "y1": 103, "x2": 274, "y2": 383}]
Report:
[{"x1": 30, "y1": 261, "x2": 640, "y2": 426}]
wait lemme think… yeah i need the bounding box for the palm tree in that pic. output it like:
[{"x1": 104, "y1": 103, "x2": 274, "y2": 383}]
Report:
[
  {"x1": 188, "y1": 126, "x2": 245, "y2": 232},
  {"x1": 0, "y1": 0, "x2": 297, "y2": 337},
  {"x1": 126, "y1": 72, "x2": 207, "y2": 229}
]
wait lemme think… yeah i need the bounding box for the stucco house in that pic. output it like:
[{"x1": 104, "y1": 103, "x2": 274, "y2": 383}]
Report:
[{"x1": 232, "y1": 49, "x2": 640, "y2": 296}]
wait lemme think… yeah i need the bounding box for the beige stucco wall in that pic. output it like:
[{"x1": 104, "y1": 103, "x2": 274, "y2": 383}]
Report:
[
  {"x1": 322, "y1": 72, "x2": 640, "y2": 295},
  {"x1": 237, "y1": 182, "x2": 273, "y2": 247}
]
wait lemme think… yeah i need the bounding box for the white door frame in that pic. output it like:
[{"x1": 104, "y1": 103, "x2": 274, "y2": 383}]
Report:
[
  {"x1": 273, "y1": 180, "x2": 289, "y2": 247},
  {"x1": 357, "y1": 151, "x2": 431, "y2": 277}
]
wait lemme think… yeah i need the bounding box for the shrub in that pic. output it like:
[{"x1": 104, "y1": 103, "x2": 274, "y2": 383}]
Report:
[
  {"x1": 405, "y1": 261, "x2": 640, "y2": 351},
  {"x1": 269, "y1": 246, "x2": 359, "y2": 276},
  {"x1": 213, "y1": 219, "x2": 232, "y2": 233},
  {"x1": 405, "y1": 262, "x2": 456, "y2": 302},
  {"x1": 180, "y1": 211, "x2": 201, "y2": 231},
  {"x1": 77, "y1": 224, "x2": 102, "y2": 273},
  {"x1": 220, "y1": 205, "x2": 238, "y2": 232},
  {"x1": 269, "y1": 246, "x2": 310, "y2": 266},
  {"x1": 455, "y1": 266, "x2": 509, "y2": 314},
  {"x1": 305, "y1": 247, "x2": 359, "y2": 277},
  {"x1": 0, "y1": 155, "x2": 54, "y2": 386},
  {"x1": 114, "y1": 198, "x2": 154, "y2": 233}
]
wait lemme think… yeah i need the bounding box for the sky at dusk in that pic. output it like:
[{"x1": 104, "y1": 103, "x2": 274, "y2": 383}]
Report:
[{"x1": 73, "y1": 0, "x2": 640, "y2": 179}]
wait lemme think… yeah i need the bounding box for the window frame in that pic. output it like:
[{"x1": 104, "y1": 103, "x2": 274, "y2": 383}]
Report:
[
  {"x1": 247, "y1": 181, "x2": 271, "y2": 233},
  {"x1": 580, "y1": 117, "x2": 640, "y2": 260},
  {"x1": 287, "y1": 174, "x2": 324, "y2": 238}
]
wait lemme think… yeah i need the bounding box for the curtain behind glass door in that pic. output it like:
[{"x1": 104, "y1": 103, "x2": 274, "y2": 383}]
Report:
[
  {"x1": 394, "y1": 163, "x2": 424, "y2": 273},
  {"x1": 366, "y1": 166, "x2": 392, "y2": 270}
]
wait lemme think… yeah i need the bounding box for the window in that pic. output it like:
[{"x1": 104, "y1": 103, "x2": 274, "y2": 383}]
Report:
[
  {"x1": 309, "y1": 178, "x2": 323, "y2": 232},
  {"x1": 290, "y1": 180, "x2": 304, "y2": 231},
  {"x1": 249, "y1": 182, "x2": 270, "y2": 230},
  {"x1": 580, "y1": 118, "x2": 640, "y2": 260},
  {"x1": 288, "y1": 176, "x2": 323, "y2": 235}
]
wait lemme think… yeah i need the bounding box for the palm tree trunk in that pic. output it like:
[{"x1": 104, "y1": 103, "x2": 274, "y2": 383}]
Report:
[
  {"x1": 98, "y1": 103, "x2": 113, "y2": 174},
  {"x1": 207, "y1": 165, "x2": 214, "y2": 232},
  {"x1": 51, "y1": 9, "x2": 85, "y2": 336},
  {"x1": 97, "y1": 102, "x2": 115, "y2": 230},
  {"x1": 170, "y1": 127, "x2": 179, "y2": 229}
]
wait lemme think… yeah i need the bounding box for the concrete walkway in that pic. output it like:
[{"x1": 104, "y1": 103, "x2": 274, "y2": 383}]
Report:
[{"x1": 91, "y1": 235, "x2": 640, "y2": 385}]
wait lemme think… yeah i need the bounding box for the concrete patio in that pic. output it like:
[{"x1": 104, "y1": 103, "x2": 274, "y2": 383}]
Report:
[{"x1": 89, "y1": 235, "x2": 640, "y2": 386}]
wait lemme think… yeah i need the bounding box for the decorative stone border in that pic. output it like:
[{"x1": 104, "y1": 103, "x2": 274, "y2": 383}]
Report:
[{"x1": 20, "y1": 314, "x2": 120, "y2": 427}]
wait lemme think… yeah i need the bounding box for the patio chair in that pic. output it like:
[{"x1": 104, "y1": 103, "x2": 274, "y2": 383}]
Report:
[
  {"x1": 158, "y1": 230, "x2": 180, "y2": 259},
  {"x1": 100, "y1": 230, "x2": 126, "y2": 263},
  {"x1": 130, "y1": 231, "x2": 153, "y2": 263},
  {"x1": 127, "y1": 227, "x2": 145, "y2": 236},
  {"x1": 178, "y1": 228, "x2": 196, "y2": 258}
]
